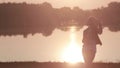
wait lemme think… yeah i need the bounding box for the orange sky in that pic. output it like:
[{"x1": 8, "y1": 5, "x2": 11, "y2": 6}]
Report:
[{"x1": 0, "y1": 0, "x2": 120, "y2": 9}]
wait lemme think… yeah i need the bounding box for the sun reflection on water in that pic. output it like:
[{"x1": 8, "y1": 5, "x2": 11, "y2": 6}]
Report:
[{"x1": 62, "y1": 26, "x2": 84, "y2": 64}]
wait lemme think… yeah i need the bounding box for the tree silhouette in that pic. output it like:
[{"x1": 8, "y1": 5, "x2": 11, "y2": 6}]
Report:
[{"x1": 0, "y1": 2, "x2": 120, "y2": 37}]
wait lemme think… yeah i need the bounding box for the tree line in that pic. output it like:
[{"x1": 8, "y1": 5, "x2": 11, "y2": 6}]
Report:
[{"x1": 0, "y1": 2, "x2": 120, "y2": 37}]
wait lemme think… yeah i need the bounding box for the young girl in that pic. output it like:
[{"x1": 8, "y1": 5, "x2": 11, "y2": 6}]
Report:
[{"x1": 82, "y1": 16, "x2": 102, "y2": 64}]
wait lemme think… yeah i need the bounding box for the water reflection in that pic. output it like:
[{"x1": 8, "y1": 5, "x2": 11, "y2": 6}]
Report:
[
  {"x1": 0, "y1": 27, "x2": 120, "y2": 62},
  {"x1": 62, "y1": 26, "x2": 84, "y2": 63}
]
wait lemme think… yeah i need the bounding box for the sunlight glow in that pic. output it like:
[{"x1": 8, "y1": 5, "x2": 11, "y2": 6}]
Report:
[{"x1": 62, "y1": 26, "x2": 84, "y2": 63}]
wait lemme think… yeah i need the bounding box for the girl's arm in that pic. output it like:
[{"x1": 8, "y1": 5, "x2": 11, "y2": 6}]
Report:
[{"x1": 97, "y1": 22, "x2": 103, "y2": 35}]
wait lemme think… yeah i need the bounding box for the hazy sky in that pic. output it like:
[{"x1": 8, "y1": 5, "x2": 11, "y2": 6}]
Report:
[{"x1": 0, "y1": 0, "x2": 120, "y2": 9}]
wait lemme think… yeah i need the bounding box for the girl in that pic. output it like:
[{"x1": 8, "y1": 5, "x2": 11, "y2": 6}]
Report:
[{"x1": 82, "y1": 16, "x2": 102, "y2": 64}]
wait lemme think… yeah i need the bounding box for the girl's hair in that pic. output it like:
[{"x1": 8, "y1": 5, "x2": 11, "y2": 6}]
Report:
[
  {"x1": 87, "y1": 16, "x2": 103, "y2": 34},
  {"x1": 87, "y1": 16, "x2": 98, "y2": 26}
]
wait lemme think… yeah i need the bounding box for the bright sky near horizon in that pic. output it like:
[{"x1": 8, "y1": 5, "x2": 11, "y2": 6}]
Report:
[{"x1": 0, "y1": 0, "x2": 120, "y2": 9}]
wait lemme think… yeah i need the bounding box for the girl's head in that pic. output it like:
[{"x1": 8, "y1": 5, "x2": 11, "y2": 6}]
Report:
[
  {"x1": 87, "y1": 16, "x2": 99, "y2": 28},
  {"x1": 86, "y1": 16, "x2": 103, "y2": 34}
]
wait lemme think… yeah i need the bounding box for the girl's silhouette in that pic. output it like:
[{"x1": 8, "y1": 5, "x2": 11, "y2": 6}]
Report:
[{"x1": 82, "y1": 16, "x2": 102, "y2": 64}]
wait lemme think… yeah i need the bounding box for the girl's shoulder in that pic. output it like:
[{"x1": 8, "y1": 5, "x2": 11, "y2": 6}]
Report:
[{"x1": 84, "y1": 28, "x2": 91, "y2": 33}]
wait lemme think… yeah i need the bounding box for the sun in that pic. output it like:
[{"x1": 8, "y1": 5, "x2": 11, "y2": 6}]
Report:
[{"x1": 61, "y1": 26, "x2": 84, "y2": 63}]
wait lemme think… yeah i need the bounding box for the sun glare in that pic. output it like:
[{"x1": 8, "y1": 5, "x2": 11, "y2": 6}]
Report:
[{"x1": 62, "y1": 26, "x2": 84, "y2": 64}]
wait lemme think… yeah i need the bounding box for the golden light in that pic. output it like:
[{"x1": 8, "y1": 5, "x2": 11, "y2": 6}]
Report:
[{"x1": 62, "y1": 26, "x2": 84, "y2": 63}]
